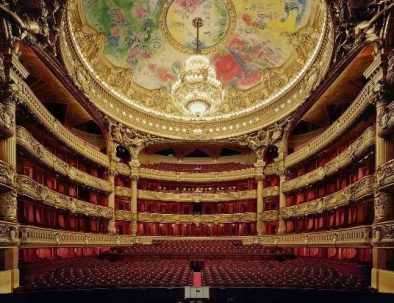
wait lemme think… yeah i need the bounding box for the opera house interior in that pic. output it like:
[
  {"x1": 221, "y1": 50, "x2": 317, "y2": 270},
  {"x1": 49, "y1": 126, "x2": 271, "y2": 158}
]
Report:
[{"x1": 0, "y1": 0, "x2": 394, "y2": 302}]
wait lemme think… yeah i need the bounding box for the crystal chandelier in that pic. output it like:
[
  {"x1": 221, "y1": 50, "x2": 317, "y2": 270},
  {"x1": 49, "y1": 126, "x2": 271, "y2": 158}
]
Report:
[{"x1": 171, "y1": 18, "x2": 224, "y2": 117}]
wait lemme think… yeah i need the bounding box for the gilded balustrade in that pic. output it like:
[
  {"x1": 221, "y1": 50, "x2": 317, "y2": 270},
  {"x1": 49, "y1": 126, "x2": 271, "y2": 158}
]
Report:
[
  {"x1": 280, "y1": 175, "x2": 375, "y2": 219},
  {"x1": 261, "y1": 210, "x2": 279, "y2": 222},
  {"x1": 10, "y1": 223, "x2": 372, "y2": 247},
  {"x1": 17, "y1": 175, "x2": 114, "y2": 219},
  {"x1": 285, "y1": 74, "x2": 379, "y2": 168},
  {"x1": 15, "y1": 77, "x2": 110, "y2": 167},
  {"x1": 16, "y1": 126, "x2": 112, "y2": 192},
  {"x1": 137, "y1": 212, "x2": 257, "y2": 224},
  {"x1": 372, "y1": 220, "x2": 394, "y2": 245},
  {"x1": 283, "y1": 127, "x2": 376, "y2": 193}
]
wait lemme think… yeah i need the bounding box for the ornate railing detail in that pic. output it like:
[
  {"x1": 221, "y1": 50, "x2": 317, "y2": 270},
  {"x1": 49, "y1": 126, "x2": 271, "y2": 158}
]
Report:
[
  {"x1": 281, "y1": 176, "x2": 375, "y2": 219},
  {"x1": 376, "y1": 159, "x2": 394, "y2": 191},
  {"x1": 0, "y1": 221, "x2": 19, "y2": 246},
  {"x1": 285, "y1": 73, "x2": 380, "y2": 168},
  {"x1": 114, "y1": 210, "x2": 132, "y2": 221},
  {"x1": 16, "y1": 126, "x2": 112, "y2": 192},
  {"x1": 283, "y1": 127, "x2": 375, "y2": 193},
  {"x1": 14, "y1": 224, "x2": 372, "y2": 247},
  {"x1": 259, "y1": 225, "x2": 372, "y2": 246},
  {"x1": 17, "y1": 175, "x2": 114, "y2": 219},
  {"x1": 372, "y1": 220, "x2": 394, "y2": 245},
  {"x1": 264, "y1": 186, "x2": 279, "y2": 197},
  {"x1": 0, "y1": 160, "x2": 16, "y2": 189},
  {"x1": 137, "y1": 212, "x2": 257, "y2": 224},
  {"x1": 138, "y1": 167, "x2": 256, "y2": 182},
  {"x1": 19, "y1": 225, "x2": 135, "y2": 247},
  {"x1": 15, "y1": 78, "x2": 110, "y2": 167},
  {"x1": 261, "y1": 210, "x2": 279, "y2": 222}
]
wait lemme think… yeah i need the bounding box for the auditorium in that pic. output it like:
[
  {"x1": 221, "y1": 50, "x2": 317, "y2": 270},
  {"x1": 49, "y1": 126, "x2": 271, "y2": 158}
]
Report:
[{"x1": 0, "y1": 0, "x2": 393, "y2": 302}]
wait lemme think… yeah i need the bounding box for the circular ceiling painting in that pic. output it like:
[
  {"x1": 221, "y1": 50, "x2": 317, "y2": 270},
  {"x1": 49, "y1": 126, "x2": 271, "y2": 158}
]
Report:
[
  {"x1": 65, "y1": 0, "x2": 330, "y2": 131},
  {"x1": 81, "y1": 0, "x2": 315, "y2": 92}
]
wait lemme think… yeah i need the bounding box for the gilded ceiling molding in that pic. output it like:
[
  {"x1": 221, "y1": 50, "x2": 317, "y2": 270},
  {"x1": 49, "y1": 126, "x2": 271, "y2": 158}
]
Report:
[
  {"x1": 283, "y1": 126, "x2": 376, "y2": 193},
  {"x1": 376, "y1": 159, "x2": 394, "y2": 191},
  {"x1": 280, "y1": 175, "x2": 375, "y2": 220},
  {"x1": 16, "y1": 126, "x2": 112, "y2": 192},
  {"x1": 17, "y1": 175, "x2": 114, "y2": 219},
  {"x1": 59, "y1": 0, "x2": 333, "y2": 140},
  {"x1": 285, "y1": 72, "x2": 381, "y2": 168},
  {"x1": 14, "y1": 76, "x2": 110, "y2": 167},
  {"x1": 137, "y1": 212, "x2": 256, "y2": 224}
]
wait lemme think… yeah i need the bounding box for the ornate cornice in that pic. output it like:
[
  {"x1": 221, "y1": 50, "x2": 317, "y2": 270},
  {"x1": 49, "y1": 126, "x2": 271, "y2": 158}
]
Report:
[
  {"x1": 372, "y1": 220, "x2": 394, "y2": 246},
  {"x1": 376, "y1": 159, "x2": 394, "y2": 191},
  {"x1": 17, "y1": 175, "x2": 114, "y2": 219},
  {"x1": 281, "y1": 175, "x2": 375, "y2": 219},
  {"x1": 0, "y1": 160, "x2": 16, "y2": 190},
  {"x1": 283, "y1": 126, "x2": 375, "y2": 193},
  {"x1": 14, "y1": 77, "x2": 110, "y2": 167},
  {"x1": 379, "y1": 101, "x2": 394, "y2": 137},
  {"x1": 137, "y1": 212, "x2": 256, "y2": 224},
  {"x1": 16, "y1": 126, "x2": 112, "y2": 192},
  {"x1": 285, "y1": 72, "x2": 380, "y2": 168}
]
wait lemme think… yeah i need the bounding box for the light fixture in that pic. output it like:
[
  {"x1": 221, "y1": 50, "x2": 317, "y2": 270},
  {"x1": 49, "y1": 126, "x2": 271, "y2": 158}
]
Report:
[{"x1": 171, "y1": 17, "x2": 224, "y2": 117}]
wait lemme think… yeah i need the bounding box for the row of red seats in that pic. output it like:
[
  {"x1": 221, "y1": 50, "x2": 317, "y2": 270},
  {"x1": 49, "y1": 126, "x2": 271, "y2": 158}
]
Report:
[
  {"x1": 114, "y1": 241, "x2": 285, "y2": 256},
  {"x1": 141, "y1": 162, "x2": 253, "y2": 173},
  {"x1": 21, "y1": 257, "x2": 369, "y2": 290}
]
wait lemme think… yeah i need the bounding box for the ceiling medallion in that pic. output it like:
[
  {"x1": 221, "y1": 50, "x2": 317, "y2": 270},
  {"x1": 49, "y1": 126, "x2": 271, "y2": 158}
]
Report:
[
  {"x1": 171, "y1": 17, "x2": 224, "y2": 117},
  {"x1": 160, "y1": 0, "x2": 237, "y2": 55}
]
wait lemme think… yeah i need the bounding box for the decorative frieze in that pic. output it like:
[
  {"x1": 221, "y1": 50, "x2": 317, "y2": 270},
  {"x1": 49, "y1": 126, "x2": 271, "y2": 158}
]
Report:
[
  {"x1": 137, "y1": 212, "x2": 257, "y2": 224},
  {"x1": 17, "y1": 175, "x2": 114, "y2": 219},
  {"x1": 283, "y1": 127, "x2": 375, "y2": 193},
  {"x1": 16, "y1": 126, "x2": 112, "y2": 192},
  {"x1": 114, "y1": 210, "x2": 132, "y2": 222},
  {"x1": 281, "y1": 176, "x2": 375, "y2": 219},
  {"x1": 15, "y1": 78, "x2": 110, "y2": 167}
]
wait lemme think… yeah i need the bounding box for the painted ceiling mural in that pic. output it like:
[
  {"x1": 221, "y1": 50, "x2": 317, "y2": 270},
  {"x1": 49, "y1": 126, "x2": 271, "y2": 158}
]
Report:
[{"x1": 82, "y1": 0, "x2": 313, "y2": 91}]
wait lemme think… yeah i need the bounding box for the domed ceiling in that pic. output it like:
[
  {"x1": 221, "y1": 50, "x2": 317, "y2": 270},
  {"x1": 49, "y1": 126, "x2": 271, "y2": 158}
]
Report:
[{"x1": 62, "y1": 0, "x2": 332, "y2": 139}]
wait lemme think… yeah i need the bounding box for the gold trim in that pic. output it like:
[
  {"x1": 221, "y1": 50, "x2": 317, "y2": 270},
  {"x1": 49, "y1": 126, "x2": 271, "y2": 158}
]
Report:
[
  {"x1": 17, "y1": 175, "x2": 114, "y2": 219},
  {"x1": 16, "y1": 126, "x2": 112, "y2": 192},
  {"x1": 283, "y1": 127, "x2": 375, "y2": 192},
  {"x1": 280, "y1": 175, "x2": 375, "y2": 219},
  {"x1": 137, "y1": 212, "x2": 256, "y2": 224}
]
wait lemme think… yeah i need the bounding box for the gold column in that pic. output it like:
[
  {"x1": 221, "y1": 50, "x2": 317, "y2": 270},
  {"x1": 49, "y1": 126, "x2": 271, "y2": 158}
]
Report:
[
  {"x1": 0, "y1": 99, "x2": 17, "y2": 222},
  {"x1": 278, "y1": 174, "x2": 287, "y2": 234},
  {"x1": 256, "y1": 175, "x2": 264, "y2": 236},
  {"x1": 130, "y1": 159, "x2": 140, "y2": 236},
  {"x1": 107, "y1": 164, "x2": 116, "y2": 234}
]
